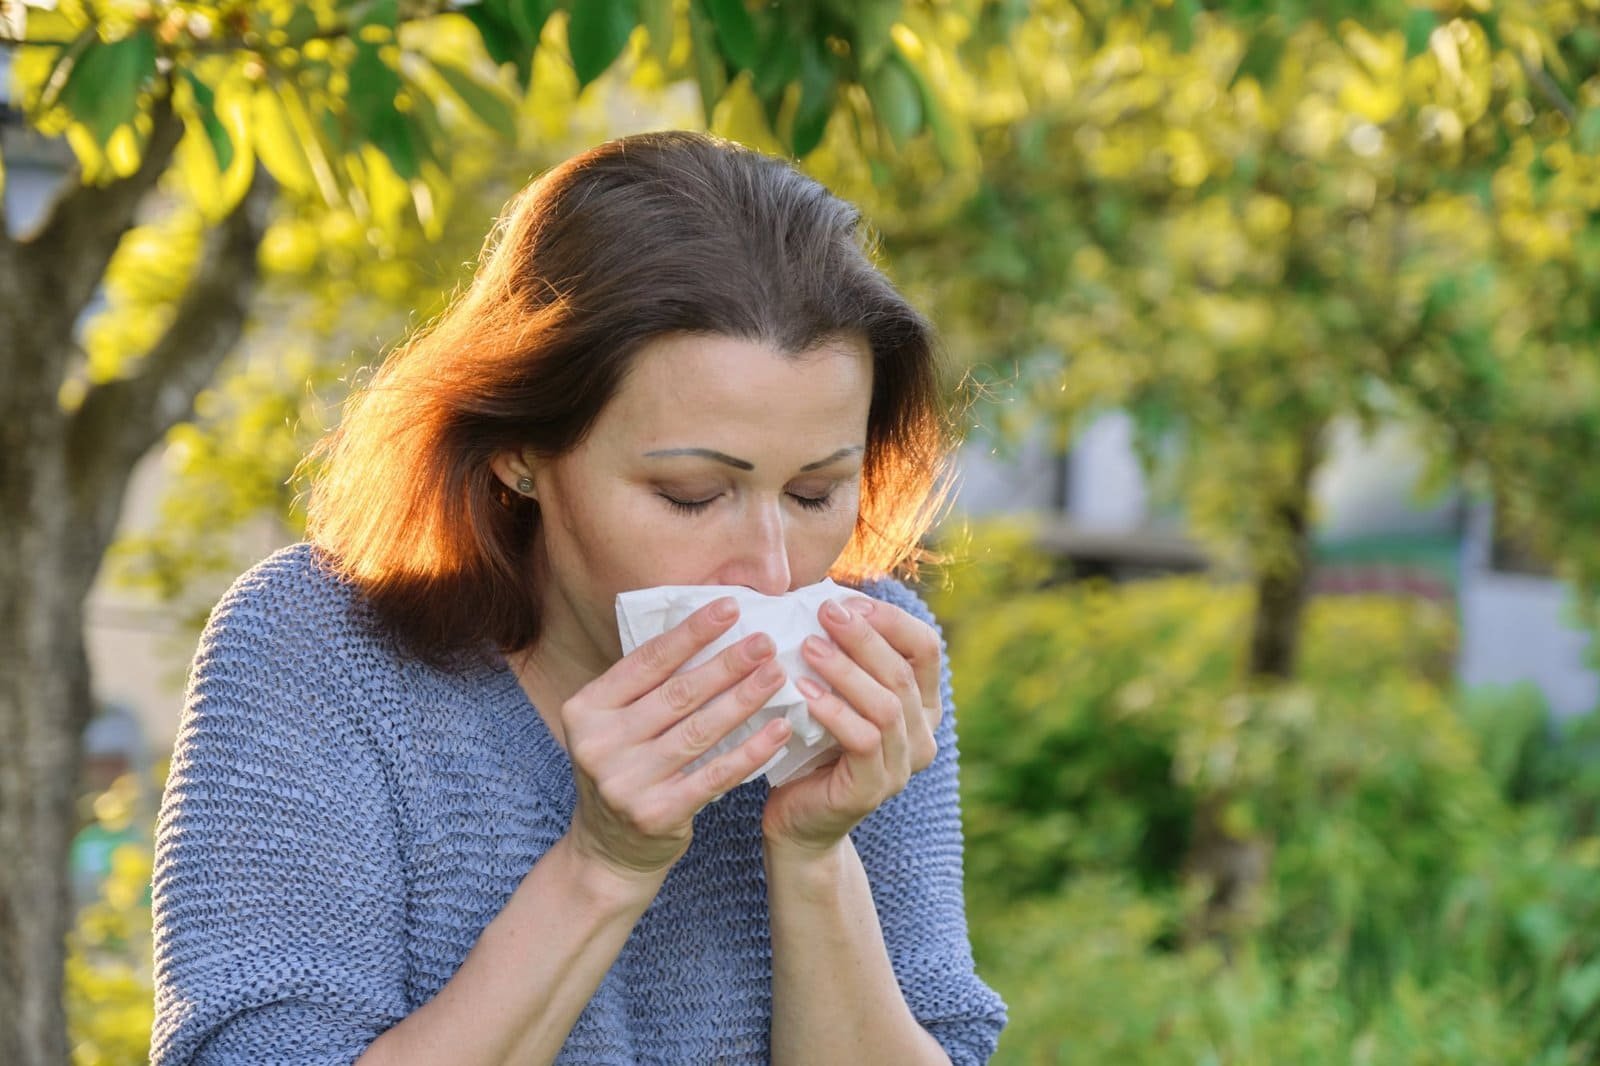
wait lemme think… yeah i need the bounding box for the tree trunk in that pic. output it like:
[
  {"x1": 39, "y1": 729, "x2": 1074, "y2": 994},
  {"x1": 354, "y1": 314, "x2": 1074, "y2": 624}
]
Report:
[
  {"x1": 1185, "y1": 421, "x2": 1325, "y2": 950},
  {"x1": 0, "y1": 158, "x2": 268, "y2": 1063},
  {"x1": 0, "y1": 321, "x2": 100, "y2": 1065}
]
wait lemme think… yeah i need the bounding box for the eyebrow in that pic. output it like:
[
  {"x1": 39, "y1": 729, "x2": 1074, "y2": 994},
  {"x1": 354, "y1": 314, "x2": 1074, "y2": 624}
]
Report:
[{"x1": 643, "y1": 445, "x2": 863, "y2": 472}]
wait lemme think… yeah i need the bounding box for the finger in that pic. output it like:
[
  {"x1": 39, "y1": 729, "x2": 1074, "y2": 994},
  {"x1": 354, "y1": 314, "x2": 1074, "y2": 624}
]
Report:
[
  {"x1": 673, "y1": 717, "x2": 793, "y2": 807},
  {"x1": 583, "y1": 597, "x2": 741, "y2": 708},
  {"x1": 813, "y1": 603, "x2": 920, "y2": 733},
  {"x1": 838, "y1": 598, "x2": 943, "y2": 719},
  {"x1": 656, "y1": 654, "x2": 788, "y2": 770},
  {"x1": 801, "y1": 633, "x2": 909, "y2": 778},
  {"x1": 631, "y1": 631, "x2": 777, "y2": 740},
  {"x1": 796, "y1": 678, "x2": 880, "y2": 755}
]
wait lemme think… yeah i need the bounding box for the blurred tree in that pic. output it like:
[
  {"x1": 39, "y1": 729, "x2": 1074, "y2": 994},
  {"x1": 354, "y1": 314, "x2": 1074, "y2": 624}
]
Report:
[
  {"x1": 868, "y1": 0, "x2": 1600, "y2": 945},
  {"x1": 0, "y1": 1, "x2": 981, "y2": 1060}
]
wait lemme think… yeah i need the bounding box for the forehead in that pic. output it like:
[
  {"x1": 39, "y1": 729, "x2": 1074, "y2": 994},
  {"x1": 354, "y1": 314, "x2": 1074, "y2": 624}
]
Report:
[{"x1": 593, "y1": 333, "x2": 873, "y2": 452}]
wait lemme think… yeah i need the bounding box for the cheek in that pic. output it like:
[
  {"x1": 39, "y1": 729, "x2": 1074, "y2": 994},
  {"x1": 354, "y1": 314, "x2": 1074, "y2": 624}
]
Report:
[{"x1": 795, "y1": 497, "x2": 861, "y2": 578}]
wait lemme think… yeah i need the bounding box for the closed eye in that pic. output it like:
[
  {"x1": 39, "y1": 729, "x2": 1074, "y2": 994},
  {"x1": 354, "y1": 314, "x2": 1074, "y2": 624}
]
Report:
[
  {"x1": 659, "y1": 493, "x2": 718, "y2": 515},
  {"x1": 789, "y1": 491, "x2": 833, "y2": 512}
]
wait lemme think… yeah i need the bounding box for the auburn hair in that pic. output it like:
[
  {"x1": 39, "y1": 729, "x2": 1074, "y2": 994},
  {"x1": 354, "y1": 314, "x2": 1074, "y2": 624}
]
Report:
[{"x1": 305, "y1": 130, "x2": 953, "y2": 664}]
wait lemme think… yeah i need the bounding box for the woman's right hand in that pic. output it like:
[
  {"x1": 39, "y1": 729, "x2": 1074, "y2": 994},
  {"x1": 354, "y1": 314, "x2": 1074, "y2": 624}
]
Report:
[{"x1": 560, "y1": 597, "x2": 793, "y2": 882}]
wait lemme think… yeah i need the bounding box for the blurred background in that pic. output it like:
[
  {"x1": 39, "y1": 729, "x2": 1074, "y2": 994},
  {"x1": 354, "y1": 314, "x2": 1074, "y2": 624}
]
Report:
[{"x1": 4, "y1": 0, "x2": 1600, "y2": 1062}]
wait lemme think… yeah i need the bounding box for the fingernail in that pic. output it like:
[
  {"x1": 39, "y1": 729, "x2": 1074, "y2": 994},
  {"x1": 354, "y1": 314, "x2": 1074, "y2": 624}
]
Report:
[
  {"x1": 797, "y1": 677, "x2": 825, "y2": 699},
  {"x1": 756, "y1": 661, "x2": 784, "y2": 686},
  {"x1": 823, "y1": 600, "x2": 850, "y2": 624},
  {"x1": 804, "y1": 635, "x2": 834, "y2": 658},
  {"x1": 747, "y1": 633, "x2": 775, "y2": 659},
  {"x1": 711, "y1": 597, "x2": 738, "y2": 622},
  {"x1": 847, "y1": 598, "x2": 874, "y2": 618}
]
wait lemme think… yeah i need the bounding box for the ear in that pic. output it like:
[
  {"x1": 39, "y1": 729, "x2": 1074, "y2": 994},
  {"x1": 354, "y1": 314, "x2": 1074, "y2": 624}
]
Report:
[{"x1": 490, "y1": 451, "x2": 537, "y2": 498}]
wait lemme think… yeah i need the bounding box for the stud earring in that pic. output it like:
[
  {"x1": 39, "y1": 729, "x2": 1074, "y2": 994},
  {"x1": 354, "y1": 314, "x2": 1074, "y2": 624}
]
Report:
[{"x1": 515, "y1": 476, "x2": 534, "y2": 496}]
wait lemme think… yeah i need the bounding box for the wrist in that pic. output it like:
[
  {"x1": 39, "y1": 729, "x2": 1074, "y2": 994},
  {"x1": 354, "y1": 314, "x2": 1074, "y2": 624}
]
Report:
[
  {"x1": 762, "y1": 833, "x2": 855, "y2": 897},
  {"x1": 553, "y1": 832, "x2": 670, "y2": 912}
]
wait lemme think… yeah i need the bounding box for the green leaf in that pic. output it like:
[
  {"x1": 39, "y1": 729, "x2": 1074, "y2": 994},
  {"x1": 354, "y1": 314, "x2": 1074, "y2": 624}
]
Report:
[
  {"x1": 349, "y1": 21, "x2": 417, "y2": 180},
  {"x1": 60, "y1": 28, "x2": 158, "y2": 145},
  {"x1": 791, "y1": 39, "x2": 835, "y2": 157},
  {"x1": 431, "y1": 59, "x2": 518, "y2": 140},
  {"x1": 1561, "y1": 961, "x2": 1600, "y2": 1021},
  {"x1": 752, "y1": 31, "x2": 801, "y2": 129},
  {"x1": 636, "y1": 0, "x2": 674, "y2": 64},
  {"x1": 849, "y1": 0, "x2": 900, "y2": 70},
  {"x1": 510, "y1": 0, "x2": 555, "y2": 47},
  {"x1": 897, "y1": 50, "x2": 959, "y2": 166},
  {"x1": 462, "y1": 0, "x2": 535, "y2": 89},
  {"x1": 1231, "y1": 26, "x2": 1286, "y2": 86},
  {"x1": 687, "y1": 0, "x2": 729, "y2": 124},
  {"x1": 1578, "y1": 108, "x2": 1600, "y2": 156},
  {"x1": 38, "y1": 28, "x2": 96, "y2": 112},
  {"x1": 866, "y1": 51, "x2": 920, "y2": 147},
  {"x1": 368, "y1": 108, "x2": 422, "y2": 180},
  {"x1": 568, "y1": 0, "x2": 636, "y2": 90},
  {"x1": 180, "y1": 69, "x2": 235, "y2": 173},
  {"x1": 1403, "y1": 8, "x2": 1437, "y2": 60},
  {"x1": 704, "y1": 0, "x2": 760, "y2": 72},
  {"x1": 1164, "y1": 0, "x2": 1200, "y2": 52}
]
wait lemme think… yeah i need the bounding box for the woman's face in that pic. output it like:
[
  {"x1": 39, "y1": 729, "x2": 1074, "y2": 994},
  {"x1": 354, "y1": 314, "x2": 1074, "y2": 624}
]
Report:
[{"x1": 497, "y1": 331, "x2": 873, "y2": 671}]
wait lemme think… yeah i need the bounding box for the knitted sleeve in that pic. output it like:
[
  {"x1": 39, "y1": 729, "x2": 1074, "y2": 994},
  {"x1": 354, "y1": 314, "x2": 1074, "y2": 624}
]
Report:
[
  {"x1": 151, "y1": 550, "x2": 409, "y2": 1065},
  {"x1": 851, "y1": 578, "x2": 1008, "y2": 1065}
]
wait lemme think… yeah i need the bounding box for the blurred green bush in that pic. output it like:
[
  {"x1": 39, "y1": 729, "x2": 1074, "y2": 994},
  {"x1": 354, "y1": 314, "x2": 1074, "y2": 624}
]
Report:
[{"x1": 932, "y1": 521, "x2": 1600, "y2": 1064}]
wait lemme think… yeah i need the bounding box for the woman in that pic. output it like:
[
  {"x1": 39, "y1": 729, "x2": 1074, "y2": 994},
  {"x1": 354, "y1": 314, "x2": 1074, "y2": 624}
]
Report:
[{"x1": 151, "y1": 131, "x2": 1006, "y2": 1064}]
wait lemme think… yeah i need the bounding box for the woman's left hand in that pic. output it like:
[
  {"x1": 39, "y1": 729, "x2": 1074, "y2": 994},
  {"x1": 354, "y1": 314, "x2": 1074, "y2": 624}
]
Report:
[{"x1": 760, "y1": 596, "x2": 943, "y2": 853}]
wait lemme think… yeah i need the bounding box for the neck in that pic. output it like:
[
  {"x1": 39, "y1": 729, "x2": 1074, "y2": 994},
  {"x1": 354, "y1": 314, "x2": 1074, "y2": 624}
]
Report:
[{"x1": 508, "y1": 592, "x2": 615, "y2": 751}]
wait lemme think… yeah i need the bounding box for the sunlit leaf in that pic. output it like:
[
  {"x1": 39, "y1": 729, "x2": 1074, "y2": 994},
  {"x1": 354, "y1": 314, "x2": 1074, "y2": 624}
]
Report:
[
  {"x1": 250, "y1": 83, "x2": 315, "y2": 193},
  {"x1": 430, "y1": 59, "x2": 518, "y2": 140},
  {"x1": 180, "y1": 69, "x2": 234, "y2": 173}
]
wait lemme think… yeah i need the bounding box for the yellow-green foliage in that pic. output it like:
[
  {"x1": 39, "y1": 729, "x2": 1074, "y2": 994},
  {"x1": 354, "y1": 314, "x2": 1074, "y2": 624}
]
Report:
[
  {"x1": 933, "y1": 528, "x2": 1600, "y2": 1063},
  {"x1": 65, "y1": 775, "x2": 154, "y2": 1065}
]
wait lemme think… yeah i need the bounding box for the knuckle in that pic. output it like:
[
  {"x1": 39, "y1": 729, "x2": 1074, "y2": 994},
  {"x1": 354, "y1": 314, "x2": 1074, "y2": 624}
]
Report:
[
  {"x1": 634, "y1": 799, "x2": 676, "y2": 837},
  {"x1": 661, "y1": 674, "x2": 696, "y2": 714},
  {"x1": 679, "y1": 713, "x2": 712, "y2": 754},
  {"x1": 890, "y1": 660, "x2": 919, "y2": 696},
  {"x1": 873, "y1": 692, "x2": 904, "y2": 724},
  {"x1": 568, "y1": 735, "x2": 604, "y2": 773},
  {"x1": 700, "y1": 758, "x2": 735, "y2": 795},
  {"x1": 637, "y1": 635, "x2": 673, "y2": 673},
  {"x1": 595, "y1": 777, "x2": 630, "y2": 813}
]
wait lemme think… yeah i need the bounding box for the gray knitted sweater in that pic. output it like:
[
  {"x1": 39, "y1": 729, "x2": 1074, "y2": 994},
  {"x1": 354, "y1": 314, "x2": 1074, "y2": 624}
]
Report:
[{"x1": 151, "y1": 544, "x2": 1006, "y2": 1064}]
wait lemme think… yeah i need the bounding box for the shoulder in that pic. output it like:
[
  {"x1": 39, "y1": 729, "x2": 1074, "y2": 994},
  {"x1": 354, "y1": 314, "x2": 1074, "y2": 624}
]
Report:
[
  {"x1": 194, "y1": 543, "x2": 394, "y2": 688},
  {"x1": 200, "y1": 544, "x2": 374, "y2": 653}
]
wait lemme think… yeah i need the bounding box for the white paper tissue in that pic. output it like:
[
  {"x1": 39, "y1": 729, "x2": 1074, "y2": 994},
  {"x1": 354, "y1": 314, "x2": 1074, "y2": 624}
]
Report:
[{"x1": 615, "y1": 580, "x2": 853, "y2": 788}]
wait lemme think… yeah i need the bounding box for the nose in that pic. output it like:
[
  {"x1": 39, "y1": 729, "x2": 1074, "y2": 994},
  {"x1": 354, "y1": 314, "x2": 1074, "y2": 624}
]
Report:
[{"x1": 720, "y1": 498, "x2": 793, "y2": 595}]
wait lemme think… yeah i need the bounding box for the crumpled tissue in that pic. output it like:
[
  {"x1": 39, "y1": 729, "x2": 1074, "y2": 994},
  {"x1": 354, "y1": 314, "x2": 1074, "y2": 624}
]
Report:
[{"x1": 615, "y1": 579, "x2": 855, "y2": 788}]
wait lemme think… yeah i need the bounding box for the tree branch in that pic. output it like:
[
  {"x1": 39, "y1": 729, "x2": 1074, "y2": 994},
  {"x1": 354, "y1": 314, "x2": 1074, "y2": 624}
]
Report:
[
  {"x1": 1518, "y1": 54, "x2": 1578, "y2": 124},
  {"x1": 66, "y1": 168, "x2": 273, "y2": 536},
  {"x1": 20, "y1": 92, "x2": 184, "y2": 327}
]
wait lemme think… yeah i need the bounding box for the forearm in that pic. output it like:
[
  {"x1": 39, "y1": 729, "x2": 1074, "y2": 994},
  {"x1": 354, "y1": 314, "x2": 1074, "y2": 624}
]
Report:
[
  {"x1": 357, "y1": 833, "x2": 661, "y2": 1066},
  {"x1": 764, "y1": 836, "x2": 950, "y2": 1066}
]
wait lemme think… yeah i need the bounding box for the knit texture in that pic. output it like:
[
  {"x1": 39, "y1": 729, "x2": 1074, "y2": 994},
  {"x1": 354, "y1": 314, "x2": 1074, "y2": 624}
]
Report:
[{"x1": 151, "y1": 544, "x2": 1007, "y2": 1064}]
